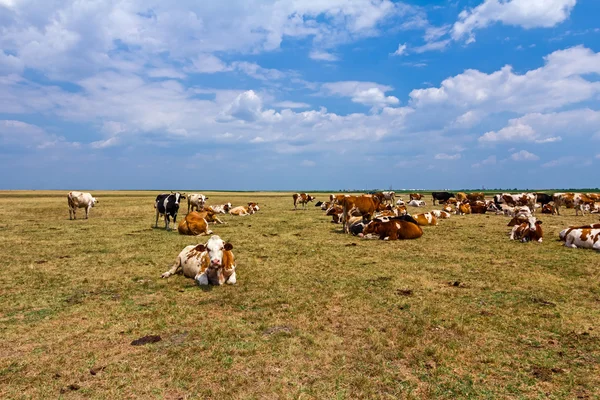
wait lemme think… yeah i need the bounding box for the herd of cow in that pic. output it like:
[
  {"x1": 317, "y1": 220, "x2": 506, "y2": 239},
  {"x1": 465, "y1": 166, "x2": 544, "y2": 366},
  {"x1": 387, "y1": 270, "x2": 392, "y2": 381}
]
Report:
[{"x1": 65, "y1": 189, "x2": 599, "y2": 287}]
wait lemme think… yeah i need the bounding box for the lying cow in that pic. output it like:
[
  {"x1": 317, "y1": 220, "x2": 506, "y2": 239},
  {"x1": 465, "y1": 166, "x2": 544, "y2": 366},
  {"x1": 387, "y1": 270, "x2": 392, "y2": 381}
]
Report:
[
  {"x1": 456, "y1": 203, "x2": 471, "y2": 215},
  {"x1": 510, "y1": 216, "x2": 543, "y2": 242},
  {"x1": 161, "y1": 235, "x2": 236, "y2": 285},
  {"x1": 359, "y1": 218, "x2": 423, "y2": 240},
  {"x1": 67, "y1": 191, "x2": 98, "y2": 220},
  {"x1": 326, "y1": 205, "x2": 344, "y2": 223},
  {"x1": 177, "y1": 211, "x2": 214, "y2": 236},
  {"x1": 409, "y1": 193, "x2": 423, "y2": 201},
  {"x1": 563, "y1": 228, "x2": 600, "y2": 251},
  {"x1": 431, "y1": 210, "x2": 451, "y2": 219},
  {"x1": 155, "y1": 192, "x2": 185, "y2": 230},
  {"x1": 187, "y1": 193, "x2": 208, "y2": 213},
  {"x1": 293, "y1": 193, "x2": 316, "y2": 210},
  {"x1": 229, "y1": 205, "x2": 255, "y2": 216},
  {"x1": 208, "y1": 203, "x2": 232, "y2": 214},
  {"x1": 395, "y1": 199, "x2": 405, "y2": 206},
  {"x1": 407, "y1": 200, "x2": 426, "y2": 207},
  {"x1": 412, "y1": 212, "x2": 438, "y2": 226},
  {"x1": 541, "y1": 204, "x2": 555, "y2": 214},
  {"x1": 559, "y1": 223, "x2": 600, "y2": 241}
]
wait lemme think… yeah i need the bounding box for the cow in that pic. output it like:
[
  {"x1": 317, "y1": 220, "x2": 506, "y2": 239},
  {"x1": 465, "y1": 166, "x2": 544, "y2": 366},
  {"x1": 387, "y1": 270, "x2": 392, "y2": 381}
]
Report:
[
  {"x1": 442, "y1": 204, "x2": 454, "y2": 213},
  {"x1": 315, "y1": 201, "x2": 323, "y2": 207},
  {"x1": 412, "y1": 212, "x2": 438, "y2": 226},
  {"x1": 471, "y1": 205, "x2": 487, "y2": 214},
  {"x1": 187, "y1": 193, "x2": 208, "y2": 213},
  {"x1": 208, "y1": 203, "x2": 232, "y2": 214},
  {"x1": 395, "y1": 199, "x2": 405, "y2": 206},
  {"x1": 457, "y1": 203, "x2": 471, "y2": 215},
  {"x1": 359, "y1": 218, "x2": 423, "y2": 240},
  {"x1": 320, "y1": 201, "x2": 332, "y2": 210},
  {"x1": 559, "y1": 223, "x2": 600, "y2": 241},
  {"x1": 510, "y1": 217, "x2": 543, "y2": 243},
  {"x1": 380, "y1": 191, "x2": 396, "y2": 204},
  {"x1": 293, "y1": 193, "x2": 316, "y2": 210},
  {"x1": 155, "y1": 192, "x2": 185, "y2": 230},
  {"x1": 455, "y1": 192, "x2": 467, "y2": 202},
  {"x1": 67, "y1": 191, "x2": 98, "y2": 220},
  {"x1": 340, "y1": 195, "x2": 381, "y2": 234},
  {"x1": 586, "y1": 193, "x2": 600, "y2": 202},
  {"x1": 563, "y1": 228, "x2": 600, "y2": 251},
  {"x1": 409, "y1": 193, "x2": 423, "y2": 201},
  {"x1": 326, "y1": 205, "x2": 344, "y2": 223},
  {"x1": 495, "y1": 193, "x2": 537, "y2": 212},
  {"x1": 431, "y1": 191, "x2": 455, "y2": 205},
  {"x1": 466, "y1": 192, "x2": 485, "y2": 202},
  {"x1": 541, "y1": 204, "x2": 555, "y2": 214},
  {"x1": 229, "y1": 205, "x2": 255, "y2": 216},
  {"x1": 161, "y1": 235, "x2": 236, "y2": 285},
  {"x1": 407, "y1": 200, "x2": 426, "y2": 207},
  {"x1": 177, "y1": 212, "x2": 213, "y2": 236},
  {"x1": 553, "y1": 193, "x2": 594, "y2": 216},
  {"x1": 431, "y1": 210, "x2": 451, "y2": 219},
  {"x1": 534, "y1": 193, "x2": 553, "y2": 207},
  {"x1": 395, "y1": 205, "x2": 408, "y2": 216},
  {"x1": 248, "y1": 202, "x2": 260, "y2": 212}
]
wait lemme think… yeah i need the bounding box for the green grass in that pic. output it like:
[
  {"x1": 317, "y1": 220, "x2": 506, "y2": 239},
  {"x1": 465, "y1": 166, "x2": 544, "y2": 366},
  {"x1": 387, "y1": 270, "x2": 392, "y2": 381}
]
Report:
[{"x1": 0, "y1": 191, "x2": 599, "y2": 399}]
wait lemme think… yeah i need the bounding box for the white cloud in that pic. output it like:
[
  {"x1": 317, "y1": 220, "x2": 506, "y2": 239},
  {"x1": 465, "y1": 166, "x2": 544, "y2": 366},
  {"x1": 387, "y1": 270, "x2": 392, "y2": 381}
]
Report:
[
  {"x1": 0, "y1": 119, "x2": 78, "y2": 149},
  {"x1": 90, "y1": 137, "x2": 120, "y2": 149},
  {"x1": 391, "y1": 43, "x2": 407, "y2": 56},
  {"x1": 309, "y1": 50, "x2": 339, "y2": 62},
  {"x1": 472, "y1": 155, "x2": 497, "y2": 168},
  {"x1": 542, "y1": 156, "x2": 576, "y2": 168},
  {"x1": 452, "y1": 0, "x2": 577, "y2": 43},
  {"x1": 413, "y1": 39, "x2": 451, "y2": 53},
  {"x1": 321, "y1": 81, "x2": 399, "y2": 107},
  {"x1": 273, "y1": 101, "x2": 310, "y2": 109},
  {"x1": 301, "y1": 160, "x2": 316, "y2": 167},
  {"x1": 434, "y1": 153, "x2": 461, "y2": 160},
  {"x1": 510, "y1": 150, "x2": 539, "y2": 161}
]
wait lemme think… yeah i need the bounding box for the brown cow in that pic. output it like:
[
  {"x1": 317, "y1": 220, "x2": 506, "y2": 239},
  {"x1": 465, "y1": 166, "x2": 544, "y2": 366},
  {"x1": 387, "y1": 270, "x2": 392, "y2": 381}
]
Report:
[
  {"x1": 293, "y1": 193, "x2": 316, "y2": 210},
  {"x1": 359, "y1": 219, "x2": 423, "y2": 240},
  {"x1": 466, "y1": 192, "x2": 485, "y2": 202},
  {"x1": 177, "y1": 212, "x2": 214, "y2": 236},
  {"x1": 471, "y1": 205, "x2": 487, "y2": 214},
  {"x1": 457, "y1": 203, "x2": 471, "y2": 215},
  {"x1": 341, "y1": 195, "x2": 381, "y2": 233},
  {"x1": 409, "y1": 193, "x2": 423, "y2": 200}
]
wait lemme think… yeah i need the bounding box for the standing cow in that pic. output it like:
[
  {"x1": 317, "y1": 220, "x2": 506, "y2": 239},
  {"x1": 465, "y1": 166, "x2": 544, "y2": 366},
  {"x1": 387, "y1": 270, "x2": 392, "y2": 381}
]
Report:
[
  {"x1": 155, "y1": 192, "x2": 185, "y2": 230},
  {"x1": 431, "y1": 192, "x2": 455, "y2": 205},
  {"x1": 293, "y1": 193, "x2": 316, "y2": 210},
  {"x1": 187, "y1": 193, "x2": 208, "y2": 213},
  {"x1": 67, "y1": 191, "x2": 98, "y2": 220}
]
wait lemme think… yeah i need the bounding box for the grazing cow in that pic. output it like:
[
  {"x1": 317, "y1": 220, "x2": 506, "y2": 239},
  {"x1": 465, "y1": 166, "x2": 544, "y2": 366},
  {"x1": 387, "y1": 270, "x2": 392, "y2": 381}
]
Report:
[
  {"x1": 359, "y1": 218, "x2": 423, "y2": 240},
  {"x1": 208, "y1": 203, "x2": 232, "y2": 214},
  {"x1": 293, "y1": 193, "x2": 316, "y2": 210},
  {"x1": 457, "y1": 203, "x2": 471, "y2": 215},
  {"x1": 155, "y1": 192, "x2": 185, "y2": 230},
  {"x1": 431, "y1": 210, "x2": 451, "y2": 219},
  {"x1": 409, "y1": 193, "x2": 423, "y2": 201},
  {"x1": 553, "y1": 193, "x2": 594, "y2": 216},
  {"x1": 510, "y1": 217, "x2": 543, "y2": 242},
  {"x1": 407, "y1": 200, "x2": 426, "y2": 207},
  {"x1": 431, "y1": 191, "x2": 455, "y2": 205},
  {"x1": 466, "y1": 192, "x2": 485, "y2": 202},
  {"x1": 229, "y1": 205, "x2": 255, "y2": 216},
  {"x1": 161, "y1": 235, "x2": 236, "y2": 285},
  {"x1": 412, "y1": 212, "x2": 438, "y2": 226},
  {"x1": 177, "y1": 212, "x2": 213, "y2": 236},
  {"x1": 340, "y1": 195, "x2": 381, "y2": 234},
  {"x1": 67, "y1": 191, "x2": 98, "y2": 220},
  {"x1": 380, "y1": 191, "x2": 396, "y2": 204},
  {"x1": 187, "y1": 193, "x2": 208, "y2": 213}
]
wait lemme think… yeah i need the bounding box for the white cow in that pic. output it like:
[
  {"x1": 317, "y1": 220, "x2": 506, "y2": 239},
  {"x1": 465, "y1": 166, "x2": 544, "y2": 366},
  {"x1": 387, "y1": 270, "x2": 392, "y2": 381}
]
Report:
[
  {"x1": 67, "y1": 191, "x2": 98, "y2": 220},
  {"x1": 161, "y1": 235, "x2": 237, "y2": 285},
  {"x1": 431, "y1": 210, "x2": 451, "y2": 219},
  {"x1": 407, "y1": 200, "x2": 426, "y2": 207},
  {"x1": 381, "y1": 191, "x2": 396, "y2": 204},
  {"x1": 209, "y1": 203, "x2": 232, "y2": 214},
  {"x1": 187, "y1": 193, "x2": 207, "y2": 213}
]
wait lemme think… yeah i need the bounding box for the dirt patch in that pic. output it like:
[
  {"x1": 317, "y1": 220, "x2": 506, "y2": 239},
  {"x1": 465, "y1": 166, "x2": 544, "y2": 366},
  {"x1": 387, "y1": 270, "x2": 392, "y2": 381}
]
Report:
[
  {"x1": 396, "y1": 289, "x2": 413, "y2": 296},
  {"x1": 263, "y1": 326, "x2": 293, "y2": 336},
  {"x1": 131, "y1": 335, "x2": 162, "y2": 346}
]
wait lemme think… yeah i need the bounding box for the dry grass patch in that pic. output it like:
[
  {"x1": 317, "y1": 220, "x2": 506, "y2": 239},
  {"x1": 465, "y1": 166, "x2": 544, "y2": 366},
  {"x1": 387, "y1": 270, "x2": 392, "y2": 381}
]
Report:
[{"x1": 1, "y1": 191, "x2": 599, "y2": 399}]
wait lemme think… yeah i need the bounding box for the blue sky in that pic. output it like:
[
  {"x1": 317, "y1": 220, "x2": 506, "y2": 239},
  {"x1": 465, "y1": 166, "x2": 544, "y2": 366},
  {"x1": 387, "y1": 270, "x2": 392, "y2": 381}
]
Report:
[{"x1": 1, "y1": 0, "x2": 599, "y2": 190}]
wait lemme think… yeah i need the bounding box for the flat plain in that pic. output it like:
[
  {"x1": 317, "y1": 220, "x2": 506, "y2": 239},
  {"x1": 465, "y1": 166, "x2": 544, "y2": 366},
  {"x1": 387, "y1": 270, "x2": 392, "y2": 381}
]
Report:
[{"x1": 1, "y1": 190, "x2": 599, "y2": 399}]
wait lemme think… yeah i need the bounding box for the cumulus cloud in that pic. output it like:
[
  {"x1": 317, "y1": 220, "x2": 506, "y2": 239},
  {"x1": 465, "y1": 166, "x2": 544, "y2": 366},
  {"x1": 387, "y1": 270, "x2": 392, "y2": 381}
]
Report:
[
  {"x1": 273, "y1": 101, "x2": 310, "y2": 109},
  {"x1": 0, "y1": 119, "x2": 78, "y2": 149},
  {"x1": 511, "y1": 150, "x2": 539, "y2": 161},
  {"x1": 321, "y1": 81, "x2": 399, "y2": 107},
  {"x1": 309, "y1": 50, "x2": 339, "y2": 62},
  {"x1": 453, "y1": 0, "x2": 577, "y2": 44},
  {"x1": 472, "y1": 155, "x2": 497, "y2": 168},
  {"x1": 301, "y1": 160, "x2": 316, "y2": 167}
]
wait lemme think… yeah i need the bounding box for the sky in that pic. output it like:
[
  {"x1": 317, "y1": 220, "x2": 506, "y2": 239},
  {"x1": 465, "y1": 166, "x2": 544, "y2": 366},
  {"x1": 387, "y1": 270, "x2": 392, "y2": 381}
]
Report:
[{"x1": 0, "y1": 0, "x2": 599, "y2": 191}]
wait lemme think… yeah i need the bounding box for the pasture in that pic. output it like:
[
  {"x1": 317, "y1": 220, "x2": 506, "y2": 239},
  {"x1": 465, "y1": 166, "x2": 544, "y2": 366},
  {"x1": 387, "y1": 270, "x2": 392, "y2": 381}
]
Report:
[{"x1": 1, "y1": 191, "x2": 599, "y2": 399}]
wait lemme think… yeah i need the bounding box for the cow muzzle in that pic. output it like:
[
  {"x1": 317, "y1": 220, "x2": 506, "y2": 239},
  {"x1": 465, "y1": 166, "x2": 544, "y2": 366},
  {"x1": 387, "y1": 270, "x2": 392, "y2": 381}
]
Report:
[{"x1": 211, "y1": 258, "x2": 222, "y2": 267}]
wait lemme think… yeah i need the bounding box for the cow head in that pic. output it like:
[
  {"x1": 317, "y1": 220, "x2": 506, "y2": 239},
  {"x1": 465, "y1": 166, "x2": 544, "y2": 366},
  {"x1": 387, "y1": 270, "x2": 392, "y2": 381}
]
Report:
[
  {"x1": 203, "y1": 235, "x2": 233, "y2": 268},
  {"x1": 91, "y1": 197, "x2": 98, "y2": 206},
  {"x1": 359, "y1": 220, "x2": 380, "y2": 238},
  {"x1": 248, "y1": 202, "x2": 259, "y2": 212},
  {"x1": 522, "y1": 217, "x2": 543, "y2": 242}
]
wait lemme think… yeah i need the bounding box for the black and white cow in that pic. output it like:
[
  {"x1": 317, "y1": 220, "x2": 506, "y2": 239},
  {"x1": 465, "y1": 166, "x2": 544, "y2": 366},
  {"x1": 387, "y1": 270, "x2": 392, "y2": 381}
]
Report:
[{"x1": 155, "y1": 192, "x2": 186, "y2": 230}]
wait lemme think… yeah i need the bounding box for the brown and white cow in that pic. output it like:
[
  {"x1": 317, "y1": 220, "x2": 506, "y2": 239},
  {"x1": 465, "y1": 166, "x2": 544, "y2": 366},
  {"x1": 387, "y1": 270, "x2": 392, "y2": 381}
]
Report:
[
  {"x1": 395, "y1": 205, "x2": 408, "y2": 216},
  {"x1": 340, "y1": 195, "x2": 381, "y2": 233},
  {"x1": 457, "y1": 203, "x2": 471, "y2": 215},
  {"x1": 495, "y1": 193, "x2": 537, "y2": 211},
  {"x1": 409, "y1": 193, "x2": 423, "y2": 201},
  {"x1": 359, "y1": 219, "x2": 423, "y2": 240},
  {"x1": 412, "y1": 212, "x2": 438, "y2": 226},
  {"x1": 553, "y1": 193, "x2": 595, "y2": 216},
  {"x1": 380, "y1": 191, "x2": 396, "y2": 204},
  {"x1": 455, "y1": 192, "x2": 467, "y2": 202},
  {"x1": 442, "y1": 204, "x2": 454, "y2": 213},
  {"x1": 207, "y1": 203, "x2": 232, "y2": 214},
  {"x1": 187, "y1": 193, "x2": 208, "y2": 213},
  {"x1": 320, "y1": 201, "x2": 332, "y2": 210},
  {"x1": 466, "y1": 192, "x2": 485, "y2": 202},
  {"x1": 541, "y1": 204, "x2": 555, "y2": 214},
  {"x1": 67, "y1": 191, "x2": 98, "y2": 220},
  {"x1": 293, "y1": 193, "x2": 316, "y2": 210},
  {"x1": 161, "y1": 235, "x2": 236, "y2": 285},
  {"x1": 510, "y1": 216, "x2": 543, "y2": 243},
  {"x1": 229, "y1": 205, "x2": 255, "y2": 216},
  {"x1": 563, "y1": 227, "x2": 600, "y2": 251},
  {"x1": 326, "y1": 205, "x2": 344, "y2": 223},
  {"x1": 558, "y1": 223, "x2": 600, "y2": 241},
  {"x1": 177, "y1": 212, "x2": 214, "y2": 236},
  {"x1": 431, "y1": 210, "x2": 451, "y2": 219}
]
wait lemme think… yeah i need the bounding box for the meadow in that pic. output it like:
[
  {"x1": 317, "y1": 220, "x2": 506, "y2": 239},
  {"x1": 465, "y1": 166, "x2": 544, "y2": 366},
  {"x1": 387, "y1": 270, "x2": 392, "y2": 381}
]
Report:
[{"x1": 1, "y1": 190, "x2": 599, "y2": 399}]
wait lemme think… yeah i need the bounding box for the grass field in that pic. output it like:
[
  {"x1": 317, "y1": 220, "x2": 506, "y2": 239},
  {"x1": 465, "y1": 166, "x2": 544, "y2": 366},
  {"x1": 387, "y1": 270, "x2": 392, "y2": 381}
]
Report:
[{"x1": 1, "y1": 191, "x2": 599, "y2": 399}]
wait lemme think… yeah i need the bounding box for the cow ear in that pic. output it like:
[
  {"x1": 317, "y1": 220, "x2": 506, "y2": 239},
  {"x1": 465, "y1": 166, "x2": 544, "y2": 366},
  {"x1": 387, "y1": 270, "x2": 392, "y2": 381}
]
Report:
[
  {"x1": 536, "y1": 221, "x2": 543, "y2": 225},
  {"x1": 194, "y1": 244, "x2": 206, "y2": 252},
  {"x1": 224, "y1": 243, "x2": 233, "y2": 251}
]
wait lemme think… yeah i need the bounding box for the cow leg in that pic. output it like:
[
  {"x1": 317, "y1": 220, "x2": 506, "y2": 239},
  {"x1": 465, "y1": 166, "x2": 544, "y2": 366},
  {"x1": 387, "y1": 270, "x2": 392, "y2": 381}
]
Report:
[
  {"x1": 195, "y1": 265, "x2": 209, "y2": 285},
  {"x1": 226, "y1": 270, "x2": 237, "y2": 284},
  {"x1": 85, "y1": 205, "x2": 91, "y2": 219},
  {"x1": 161, "y1": 259, "x2": 182, "y2": 278},
  {"x1": 155, "y1": 209, "x2": 160, "y2": 228},
  {"x1": 164, "y1": 214, "x2": 170, "y2": 230},
  {"x1": 69, "y1": 207, "x2": 73, "y2": 220}
]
